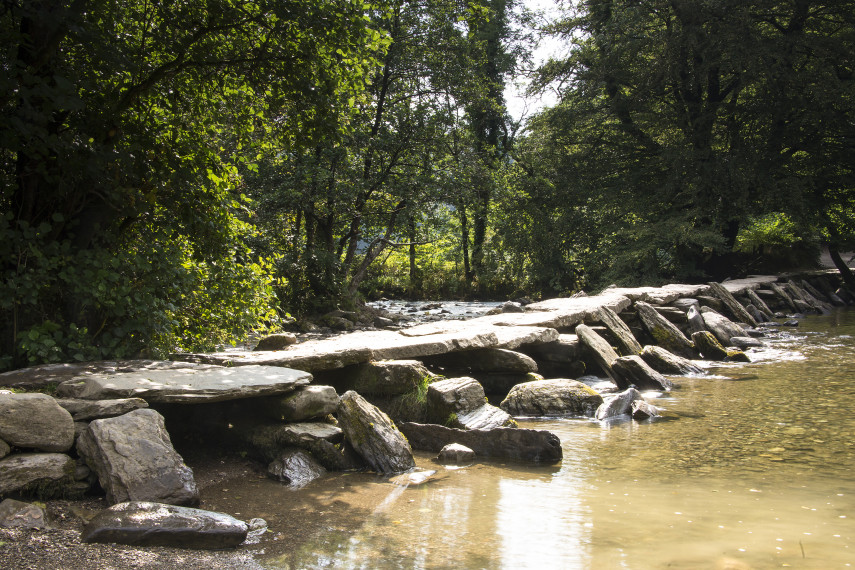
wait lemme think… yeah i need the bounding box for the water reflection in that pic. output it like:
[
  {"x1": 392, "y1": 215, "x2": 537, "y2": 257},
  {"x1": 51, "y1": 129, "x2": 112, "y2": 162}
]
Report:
[{"x1": 201, "y1": 310, "x2": 855, "y2": 569}]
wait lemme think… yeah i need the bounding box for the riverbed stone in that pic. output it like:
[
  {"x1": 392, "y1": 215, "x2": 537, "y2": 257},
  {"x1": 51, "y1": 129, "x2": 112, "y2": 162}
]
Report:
[
  {"x1": 0, "y1": 453, "x2": 75, "y2": 496},
  {"x1": 436, "y1": 443, "x2": 475, "y2": 465},
  {"x1": 596, "y1": 306, "x2": 643, "y2": 355},
  {"x1": 595, "y1": 387, "x2": 644, "y2": 420},
  {"x1": 81, "y1": 502, "x2": 248, "y2": 549},
  {"x1": 267, "y1": 449, "x2": 327, "y2": 487},
  {"x1": 631, "y1": 399, "x2": 659, "y2": 420},
  {"x1": 700, "y1": 307, "x2": 746, "y2": 345},
  {"x1": 337, "y1": 391, "x2": 415, "y2": 473},
  {"x1": 243, "y1": 422, "x2": 358, "y2": 472},
  {"x1": 0, "y1": 499, "x2": 48, "y2": 529},
  {"x1": 611, "y1": 356, "x2": 673, "y2": 391},
  {"x1": 691, "y1": 331, "x2": 729, "y2": 361},
  {"x1": 399, "y1": 423, "x2": 562, "y2": 463},
  {"x1": 635, "y1": 301, "x2": 697, "y2": 359},
  {"x1": 499, "y1": 379, "x2": 603, "y2": 417},
  {"x1": 708, "y1": 282, "x2": 758, "y2": 327},
  {"x1": 254, "y1": 333, "x2": 297, "y2": 351},
  {"x1": 335, "y1": 360, "x2": 434, "y2": 396},
  {"x1": 0, "y1": 392, "x2": 74, "y2": 452},
  {"x1": 640, "y1": 345, "x2": 704, "y2": 375},
  {"x1": 425, "y1": 377, "x2": 488, "y2": 422},
  {"x1": 54, "y1": 397, "x2": 149, "y2": 421},
  {"x1": 76, "y1": 408, "x2": 198, "y2": 505}
]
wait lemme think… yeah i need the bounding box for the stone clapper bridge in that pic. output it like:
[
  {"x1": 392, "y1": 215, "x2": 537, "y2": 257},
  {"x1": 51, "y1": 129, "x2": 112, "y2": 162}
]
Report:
[{"x1": 1, "y1": 273, "x2": 845, "y2": 548}]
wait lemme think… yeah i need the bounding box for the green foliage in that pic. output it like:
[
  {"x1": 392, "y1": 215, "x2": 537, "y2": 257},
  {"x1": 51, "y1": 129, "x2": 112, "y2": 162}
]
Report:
[{"x1": 735, "y1": 213, "x2": 801, "y2": 253}]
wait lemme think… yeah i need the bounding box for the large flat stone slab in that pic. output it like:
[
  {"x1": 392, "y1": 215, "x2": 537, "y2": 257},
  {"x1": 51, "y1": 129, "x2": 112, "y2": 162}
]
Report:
[
  {"x1": 0, "y1": 360, "x2": 209, "y2": 391},
  {"x1": 55, "y1": 365, "x2": 312, "y2": 403},
  {"x1": 399, "y1": 423, "x2": 562, "y2": 464}
]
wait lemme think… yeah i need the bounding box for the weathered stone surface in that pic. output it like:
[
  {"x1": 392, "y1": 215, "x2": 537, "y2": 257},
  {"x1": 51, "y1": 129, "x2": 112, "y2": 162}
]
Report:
[
  {"x1": 640, "y1": 345, "x2": 704, "y2": 376},
  {"x1": 769, "y1": 283, "x2": 799, "y2": 312},
  {"x1": 575, "y1": 324, "x2": 620, "y2": 380},
  {"x1": 671, "y1": 298, "x2": 699, "y2": 311},
  {"x1": 745, "y1": 304, "x2": 767, "y2": 323},
  {"x1": 424, "y1": 348, "x2": 538, "y2": 374},
  {"x1": 611, "y1": 356, "x2": 673, "y2": 391},
  {"x1": 267, "y1": 449, "x2": 326, "y2": 487},
  {"x1": 426, "y1": 377, "x2": 488, "y2": 421},
  {"x1": 256, "y1": 385, "x2": 339, "y2": 422},
  {"x1": 635, "y1": 302, "x2": 697, "y2": 359},
  {"x1": 254, "y1": 333, "x2": 297, "y2": 351},
  {"x1": 499, "y1": 379, "x2": 603, "y2": 417},
  {"x1": 81, "y1": 502, "x2": 248, "y2": 549},
  {"x1": 76, "y1": 409, "x2": 198, "y2": 505},
  {"x1": 436, "y1": 443, "x2": 475, "y2": 465},
  {"x1": 337, "y1": 391, "x2": 415, "y2": 473},
  {"x1": 700, "y1": 307, "x2": 746, "y2": 345},
  {"x1": 596, "y1": 306, "x2": 643, "y2": 355},
  {"x1": 399, "y1": 423, "x2": 562, "y2": 464},
  {"x1": 631, "y1": 399, "x2": 659, "y2": 420},
  {"x1": 475, "y1": 372, "x2": 547, "y2": 395},
  {"x1": 389, "y1": 469, "x2": 440, "y2": 487},
  {"x1": 726, "y1": 350, "x2": 751, "y2": 363},
  {"x1": 0, "y1": 453, "x2": 75, "y2": 496},
  {"x1": 54, "y1": 398, "x2": 149, "y2": 421},
  {"x1": 0, "y1": 499, "x2": 48, "y2": 529},
  {"x1": 501, "y1": 301, "x2": 525, "y2": 313},
  {"x1": 691, "y1": 331, "x2": 729, "y2": 361},
  {"x1": 729, "y1": 336, "x2": 764, "y2": 350},
  {"x1": 522, "y1": 334, "x2": 582, "y2": 363},
  {"x1": 697, "y1": 295, "x2": 726, "y2": 312},
  {"x1": 708, "y1": 282, "x2": 758, "y2": 326},
  {"x1": 336, "y1": 360, "x2": 434, "y2": 396},
  {"x1": 56, "y1": 365, "x2": 312, "y2": 404},
  {"x1": 595, "y1": 387, "x2": 644, "y2": 420},
  {"x1": 686, "y1": 305, "x2": 706, "y2": 335},
  {"x1": 0, "y1": 361, "x2": 202, "y2": 391},
  {"x1": 0, "y1": 393, "x2": 74, "y2": 452},
  {"x1": 244, "y1": 422, "x2": 357, "y2": 472},
  {"x1": 454, "y1": 404, "x2": 516, "y2": 430},
  {"x1": 0, "y1": 438, "x2": 9, "y2": 459},
  {"x1": 746, "y1": 288, "x2": 774, "y2": 316}
]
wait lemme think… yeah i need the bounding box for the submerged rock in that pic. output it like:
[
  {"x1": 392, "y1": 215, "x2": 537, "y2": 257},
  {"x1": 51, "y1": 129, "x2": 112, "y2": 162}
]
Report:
[
  {"x1": 337, "y1": 391, "x2": 415, "y2": 474},
  {"x1": 630, "y1": 399, "x2": 659, "y2": 420},
  {"x1": 81, "y1": 502, "x2": 248, "y2": 549},
  {"x1": 399, "y1": 423, "x2": 562, "y2": 464},
  {"x1": 436, "y1": 443, "x2": 475, "y2": 465},
  {"x1": 76, "y1": 409, "x2": 198, "y2": 505},
  {"x1": 700, "y1": 308, "x2": 746, "y2": 346},
  {"x1": 0, "y1": 392, "x2": 75, "y2": 452},
  {"x1": 595, "y1": 387, "x2": 644, "y2": 420},
  {"x1": 267, "y1": 449, "x2": 326, "y2": 487},
  {"x1": 499, "y1": 379, "x2": 603, "y2": 417},
  {"x1": 691, "y1": 331, "x2": 729, "y2": 361},
  {"x1": 729, "y1": 336, "x2": 764, "y2": 350}
]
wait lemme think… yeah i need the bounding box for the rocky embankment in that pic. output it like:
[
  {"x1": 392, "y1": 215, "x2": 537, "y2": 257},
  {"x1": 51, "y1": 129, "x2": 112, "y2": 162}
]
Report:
[{"x1": 0, "y1": 271, "x2": 851, "y2": 559}]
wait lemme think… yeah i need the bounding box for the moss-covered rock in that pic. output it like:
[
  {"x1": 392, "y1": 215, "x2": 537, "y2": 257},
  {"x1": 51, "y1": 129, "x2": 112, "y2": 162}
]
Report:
[
  {"x1": 635, "y1": 302, "x2": 697, "y2": 359},
  {"x1": 500, "y1": 379, "x2": 603, "y2": 417},
  {"x1": 336, "y1": 391, "x2": 414, "y2": 474}
]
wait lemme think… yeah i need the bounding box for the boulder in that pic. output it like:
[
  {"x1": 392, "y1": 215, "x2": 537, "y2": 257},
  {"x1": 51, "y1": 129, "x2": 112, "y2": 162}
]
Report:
[
  {"x1": 81, "y1": 502, "x2": 248, "y2": 549},
  {"x1": 729, "y1": 336, "x2": 764, "y2": 350},
  {"x1": 337, "y1": 391, "x2": 415, "y2": 473},
  {"x1": 700, "y1": 307, "x2": 746, "y2": 345},
  {"x1": 596, "y1": 306, "x2": 643, "y2": 355},
  {"x1": 56, "y1": 364, "x2": 313, "y2": 404},
  {"x1": 267, "y1": 449, "x2": 326, "y2": 487},
  {"x1": 595, "y1": 387, "x2": 644, "y2": 420},
  {"x1": 0, "y1": 392, "x2": 75, "y2": 452},
  {"x1": 635, "y1": 302, "x2": 697, "y2": 359},
  {"x1": 76, "y1": 408, "x2": 198, "y2": 505},
  {"x1": 436, "y1": 443, "x2": 475, "y2": 465},
  {"x1": 0, "y1": 438, "x2": 8, "y2": 459},
  {"x1": 0, "y1": 453, "x2": 75, "y2": 496},
  {"x1": 499, "y1": 379, "x2": 603, "y2": 417},
  {"x1": 0, "y1": 498, "x2": 48, "y2": 529},
  {"x1": 54, "y1": 397, "x2": 149, "y2": 421},
  {"x1": 399, "y1": 423, "x2": 562, "y2": 464},
  {"x1": 424, "y1": 348, "x2": 537, "y2": 374},
  {"x1": 631, "y1": 400, "x2": 659, "y2": 420},
  {"x1": 425, "y1": 377, "x2": 488, "y2": 421},
  {"x1": 640, "y1": 345, "x2": 704, "y2": 376},
  {"x1": 254, "y1": 333, "x2": 297, "y2": 351},
  {"x1": 501, "y1": 301, "x2": 525, "y2": 313},
  {"x1": 256, "y1": 385, "x2": 339, "y2": 422},
  {"x1": 575, "y1": 324, "x2": 620, "y2": 379},
  {"x1": 707, "y1": 282, "x2": 758, "y2": 327},
  {"x1": 453, "y1": 405, "x2": 516, "y2": 430},
  {"x1": 685, "y1": 305, "x2": 706, "y2": 335},
  {"x1": 335, "y1": 360, "x2": 434, "y2": 396},
  {"x1": 691, "y1": 331, "x2": 729, "y2": 361},
  {"x1": 611, "y1": 356, "x2": 673, "y2": 391}
]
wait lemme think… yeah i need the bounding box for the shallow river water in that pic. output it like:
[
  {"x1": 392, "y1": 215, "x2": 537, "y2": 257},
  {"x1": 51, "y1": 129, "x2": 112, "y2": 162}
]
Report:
[{"x1": 204, "y1": 310, "x2": 855, "y2": 569}]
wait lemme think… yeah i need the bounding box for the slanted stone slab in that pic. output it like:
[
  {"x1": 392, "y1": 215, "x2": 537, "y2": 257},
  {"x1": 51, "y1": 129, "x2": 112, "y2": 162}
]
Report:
[
  {"x1": 769, "y1": 283, "x2": 798, "y2": 312},
  {"x1": 596, "y1": 306, "x2": 643, "y2": 355},
  {"x1": 77, "y1": 409, "x2": 198, "y2": 505},
  {"x1": 575, "y1": 324, "x2": 620, "y2": 380},
  {"x1": 0, "y1": 393, "x2": 74, "y2": 452},
  {"x1": 0, "y1": 453, "x2": 75, "y2": 496},
  {"x1": 54, "y1": 398, "x2": 148, "y2": 421},
  {"x1": 595, "y1": 387, "x2": 644, "y2": 420},
  {"x1": 691, "y1": 331, "x2": 728, "y2": 361},
  {"x1": 499, "y1": 379, "x2": 603, "y2": 417},
  {"x1": 337, "y1": 391, "x2": 414, "y2": 474},
  {"x1": 700, "y1": 307, "x2": 745, "y2": 345},
  {"x1": 81, "y1": 502, "x2": 248, "y2": 549},
  {"x1": 423, "y1": 348, "x2": 537, "y2": 374},
  {"x1": 746, "y1": 288, "x2": 774, "y2": 316},
  {"x1": 635, "y1": 302, "x2": 697, "y2": 359},
  {"x1": 56, "y1": 365, "x2": 312, "y2": 404},
  {"x1": 611, "y1": 356, "x2": 673, "y2": 392},
  {"x1": 399, "y1": 423, "x2": 562, "y2": 464},
  {"x1": 708, "y1": 282, "x2": 758, "y2": 326},
  {"x1": 640, "y1": 345, "x2": 704, "y2": 376}
]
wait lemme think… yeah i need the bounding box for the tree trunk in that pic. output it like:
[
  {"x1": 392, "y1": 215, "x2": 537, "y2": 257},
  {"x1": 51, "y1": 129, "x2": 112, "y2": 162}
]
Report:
[{"x1": 828, "y1": 247, "x2": 855, "y2": 291}]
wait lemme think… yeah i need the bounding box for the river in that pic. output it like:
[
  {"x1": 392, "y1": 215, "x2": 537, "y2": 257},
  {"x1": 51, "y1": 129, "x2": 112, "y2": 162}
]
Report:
[{"x1": 202, "y1": 309, "x2": 855, "y2": 569}]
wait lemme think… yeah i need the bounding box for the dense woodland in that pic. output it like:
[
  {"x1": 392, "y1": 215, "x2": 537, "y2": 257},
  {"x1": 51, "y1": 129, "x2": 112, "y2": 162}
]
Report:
[{"x1": 1, "y1": 0, "x2": 853, "y2": 369}]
